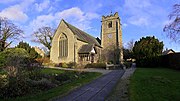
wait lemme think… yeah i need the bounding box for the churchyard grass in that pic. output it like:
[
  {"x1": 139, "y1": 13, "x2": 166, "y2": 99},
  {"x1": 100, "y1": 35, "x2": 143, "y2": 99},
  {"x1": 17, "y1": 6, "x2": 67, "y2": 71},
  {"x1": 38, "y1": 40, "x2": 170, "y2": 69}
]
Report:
[{"x1": 130, "y1": 68, "x2": 180, "y2": 101}]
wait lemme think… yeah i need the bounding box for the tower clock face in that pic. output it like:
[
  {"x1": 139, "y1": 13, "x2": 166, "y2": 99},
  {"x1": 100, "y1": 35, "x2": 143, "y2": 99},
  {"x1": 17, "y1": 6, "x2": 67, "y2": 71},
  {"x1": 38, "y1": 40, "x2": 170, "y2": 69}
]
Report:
[{"x1": 107, "y1": 33, "x2": 112, "y2": 38}]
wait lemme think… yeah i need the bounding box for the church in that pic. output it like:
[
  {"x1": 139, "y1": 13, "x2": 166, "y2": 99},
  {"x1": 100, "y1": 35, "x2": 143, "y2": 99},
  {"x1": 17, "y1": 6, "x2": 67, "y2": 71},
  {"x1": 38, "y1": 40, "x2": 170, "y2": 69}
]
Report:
[{"x1": 50, "y1": 12, "x2": 123, "y2": 65}]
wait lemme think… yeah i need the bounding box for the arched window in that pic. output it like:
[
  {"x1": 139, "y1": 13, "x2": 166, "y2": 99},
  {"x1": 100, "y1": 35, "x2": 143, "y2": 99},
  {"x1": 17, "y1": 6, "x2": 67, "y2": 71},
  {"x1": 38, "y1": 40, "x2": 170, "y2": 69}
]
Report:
[
  {"x1": 108, "y1": 21, "x2": 112, "y2": 28},
  {"x1": 59, "y1": 33, "x2": 68, "y2": 57}
]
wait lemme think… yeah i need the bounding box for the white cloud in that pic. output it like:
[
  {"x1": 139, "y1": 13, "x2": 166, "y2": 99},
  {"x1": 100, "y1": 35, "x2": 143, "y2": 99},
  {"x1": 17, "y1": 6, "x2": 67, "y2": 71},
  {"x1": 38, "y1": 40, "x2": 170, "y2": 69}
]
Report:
[
  {"x1": 55, "y1": 7, "x2": 99, "y2": 30},
  {"x1": 0, "y1": 5, "x2": 28, "y2": 22},
  {"x1": 124, "y1": 0, "x2": 151, "y2": 11},
  {"x1": 30, "y1": 7, "x2": 99, "y2": 31},
  {"x1": 55, "y1": 7, "x2": 84, "y2": 21},
  {"x1": 128, "y1": 16, "x2": 149, "y2": 26},
  {"x1": 123, "y1": 0, "x2": 167, "y2": 27},
  {"x1": 0, "y1": 0, "x2": 35, "y2": 22},
  {"x1": 35, "y1": 0, "x2": 50, "y2": 12},
  {"x1": 122, "y1": 23, "x2": 128, "y2": 27},
  {"x1": 30, "y1": 14, "x2": 55, "y2": 31}
]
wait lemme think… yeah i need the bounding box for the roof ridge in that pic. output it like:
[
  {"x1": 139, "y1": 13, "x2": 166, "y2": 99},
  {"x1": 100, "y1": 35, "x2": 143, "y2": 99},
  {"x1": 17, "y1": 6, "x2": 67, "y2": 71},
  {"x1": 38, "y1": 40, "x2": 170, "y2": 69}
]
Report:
[{"x1": 62, "y1": 20, "x2": 101, "y2": 47}]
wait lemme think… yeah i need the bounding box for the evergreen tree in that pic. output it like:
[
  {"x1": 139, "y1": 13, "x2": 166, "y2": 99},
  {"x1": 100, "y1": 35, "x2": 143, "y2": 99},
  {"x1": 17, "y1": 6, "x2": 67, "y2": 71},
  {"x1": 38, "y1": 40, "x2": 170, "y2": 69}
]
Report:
[
  {"x1": 16, "y1": 41, "x2": 41, "y2": 59},
  {"x1": 133, "y1": 36, "x2": 164, "y2": 66}
]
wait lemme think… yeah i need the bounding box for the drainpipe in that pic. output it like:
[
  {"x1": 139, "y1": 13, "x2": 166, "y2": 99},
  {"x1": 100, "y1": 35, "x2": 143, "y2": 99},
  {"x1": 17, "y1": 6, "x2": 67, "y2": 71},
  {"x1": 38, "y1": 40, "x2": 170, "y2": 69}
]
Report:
[{"x1": 74, "y1": 35, "x2": 77, "y2": 66}]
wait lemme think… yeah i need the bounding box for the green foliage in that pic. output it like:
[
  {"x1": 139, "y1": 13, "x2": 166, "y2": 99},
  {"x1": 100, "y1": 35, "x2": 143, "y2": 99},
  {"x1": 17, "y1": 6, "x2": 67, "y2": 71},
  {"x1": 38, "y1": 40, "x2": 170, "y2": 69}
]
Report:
[
  {"x1": 0, "y1": 73, "x2": 31, "y2": 98},
  {"x1": 56, "y1": 63, "x2": 69, "y2": 68},
  {"x1": 123, "y1": 48, "x2": 134, "y2": 60},
  {"x1": 0, "y1": 48, "x2": 30, "y2": 68},
  {"x1": 0, "y1": 68, "x2": 101, "y2": 100},
  {"x1": 16, "y1": 41, "x2": 41, "y2": 59},
  {"x1": 61, "y1": 63, "x2": 68, "y2": 68},
  {"x1": 0, "y1": 52, "x2": 6, "y2": 67},
  {"x1": 160, "y1": 53, "x2": 180, "y2": 70},
  {"x1": 133, "y1": 36, "x2": 164, "y2": 67},
  {"x1": 130, "y1": 68, "x2": 180, "y2": 101},
  {"x1": 85, "y1": 63, "x2": 106, "y2": 69},
  {"x1": 67, "y1": 62, "x2": 77, "y2": 68},
  {"x1": 5, "y1": 71, "x2": 101, "y2": 101},
  {"x1": 123, "y1": 61, "x2": 132, "y2": 68}
]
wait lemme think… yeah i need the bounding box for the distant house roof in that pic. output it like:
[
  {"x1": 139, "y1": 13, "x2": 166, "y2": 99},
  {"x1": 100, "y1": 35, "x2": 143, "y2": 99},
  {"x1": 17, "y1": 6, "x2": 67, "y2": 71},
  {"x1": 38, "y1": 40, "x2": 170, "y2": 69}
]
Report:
[
  {"x1": 62, "y1": 19, "x2": 101, "y2": 47},
  {"x1": 162, "y1": 49, "x2": 175, "y2": 55},
  {"x1": 78, "y1": 44, "x2": 96, "y2": 54}
]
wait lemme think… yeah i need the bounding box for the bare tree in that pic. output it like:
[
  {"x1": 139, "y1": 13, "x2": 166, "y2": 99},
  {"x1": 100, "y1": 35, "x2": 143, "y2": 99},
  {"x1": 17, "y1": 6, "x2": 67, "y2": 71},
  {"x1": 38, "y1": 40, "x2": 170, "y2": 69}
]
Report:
[
  {"x1": 127, "y1": 39, "x2": 134, "y2": 52},
  {"x1": 0, "y1": 17, "x2": 23, "y2": 51},
  {"x1": 32, "y1": 27, "x2": 55, "y2": 51},
  {"x1": 163, "y1": 4, "x2": 180, "y2": 43}
]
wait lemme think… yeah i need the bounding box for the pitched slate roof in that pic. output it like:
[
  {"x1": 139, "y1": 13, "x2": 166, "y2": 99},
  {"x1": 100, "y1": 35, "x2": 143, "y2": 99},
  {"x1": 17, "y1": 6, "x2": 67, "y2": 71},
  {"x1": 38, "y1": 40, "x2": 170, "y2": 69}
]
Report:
[
  {"x1": 78, "y1": 44, "x2": 95, "y2": 54},
  {"x1": 162, "y1": 49, "x2": 175, "y2": 55},
  {"x1": 62, "y1": 19, "x2": 101, "y2": 47}
]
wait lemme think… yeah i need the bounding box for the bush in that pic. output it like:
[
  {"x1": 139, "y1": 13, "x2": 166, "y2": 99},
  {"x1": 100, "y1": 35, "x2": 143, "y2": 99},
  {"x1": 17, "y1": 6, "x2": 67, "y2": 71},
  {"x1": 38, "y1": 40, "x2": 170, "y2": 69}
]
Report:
[
  {"x1": 68, "y1": 62, "x2": 76, "y2": 68},
  {"x1": 136, "y1": 56, "x2": 161, "y2": 67},
  {"x1": 16, "y1": 41, "x2": 41, "y2": 59},
  {"x1": 0, "y1": 53, "x2": 6, "y2": 67},
  {"x1": 0, "y1": 74, "x2": 31, "y2": 98},
  {"x1": 62, "y1": 63, "x2": 68, "y2": 68},
  {"x1": 0, "y1": 74, "x2": 8, "y2": 89},
  {"x1": 57, "y1": 63, "x2": 68, "y2": 68},
  {"x1": 160, "y1": 53, "x2": 180, "y2": 70},
  {"x1": 29, "y1": 78, "x2": 56, "y2": 91},
  {"x1": 124, "y1": 62, "x2": 132, "y2": 68},
  {"x1": 1, "y1": 48, "x2": 30, "y2": 68},
  {"x1": 36, "y1": 57, "x2": 50, "y2": 64},
  {"x1": 85, "y1": 63, "x2": 106, "y2": 69}
]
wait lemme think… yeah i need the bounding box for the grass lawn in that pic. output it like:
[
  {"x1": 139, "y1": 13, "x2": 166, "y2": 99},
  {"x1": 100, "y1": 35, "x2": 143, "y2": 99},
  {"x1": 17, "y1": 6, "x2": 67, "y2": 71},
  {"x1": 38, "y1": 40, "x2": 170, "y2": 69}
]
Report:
[
  {"x1": 130, "y1": 68, "x2": 180, "y2": 101},
  {"x1": 41, "y1": 68, "x2": 65, "y2": 74},
  {"x1": 2, "y1": 68, "x2": 102, "y2": 101}
]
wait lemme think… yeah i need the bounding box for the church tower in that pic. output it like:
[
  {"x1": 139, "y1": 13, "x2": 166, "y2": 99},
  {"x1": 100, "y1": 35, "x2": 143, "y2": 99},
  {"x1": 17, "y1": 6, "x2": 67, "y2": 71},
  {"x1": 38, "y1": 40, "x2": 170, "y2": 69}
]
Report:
[{"x1": 101, "y1": 12, "x2": 123, "y2": 64}]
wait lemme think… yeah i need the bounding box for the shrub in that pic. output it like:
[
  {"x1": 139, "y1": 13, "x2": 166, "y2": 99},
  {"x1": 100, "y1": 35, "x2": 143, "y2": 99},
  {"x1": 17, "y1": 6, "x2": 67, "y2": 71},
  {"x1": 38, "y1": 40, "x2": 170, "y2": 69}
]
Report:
[
  {"x1": 160, "y1": 53, "x2": 180, "y2": 70},
  {"x1": 85, "y1": 63, "x2": 106, "y2": 69},
  {"x1": 0, "y1": 73, "x2": 31, "y2": 98},
  {"x1": 124, "y1": 61, "x2": 132, "y2": 68},
  {"x1": 1, "y1": 48, "x2": 30, "y2": 68},
  {"x1": 57, "y1": 63, "x2": 68, "y2": 68},
  {"x1": 16, "y1": 41, "x2": 41, "y2": 59},
  {"x1": 29, "y1": 78, "x2": 56, "y2": 91},
  {"x1": 36, "y1": 57, "x2": 50, "y2": 64},
  {"x1": 68, "y1": 62, "x2": 76, "y2": 68},
  {"x1": 0, "y1": 74, "x2": 8, "y2": 88},
  {"x1": 0, "y1": 52, "x2": 6, "y2": 67},
  {"x1": 62, "y1": 63, "x2": 68, "y2": 68},
  {"x1": 136, "y1": 56, "x2": 161, "y2": 67}
]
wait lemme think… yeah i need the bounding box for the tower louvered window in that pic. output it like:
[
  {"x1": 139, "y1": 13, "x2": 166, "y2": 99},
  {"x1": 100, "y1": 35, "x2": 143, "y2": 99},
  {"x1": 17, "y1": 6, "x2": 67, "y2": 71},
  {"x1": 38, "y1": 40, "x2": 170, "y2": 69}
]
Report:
[
  {"x1": 108, "y1": 21, "x2": 112, "y2": 28},
  {"x1": 59, "y1": 33, "x2": 68, "y2": 57}
]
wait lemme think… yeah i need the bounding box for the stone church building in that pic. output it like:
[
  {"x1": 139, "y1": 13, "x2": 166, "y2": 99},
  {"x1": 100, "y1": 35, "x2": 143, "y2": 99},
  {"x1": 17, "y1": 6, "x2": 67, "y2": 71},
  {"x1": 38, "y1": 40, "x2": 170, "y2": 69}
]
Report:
[{"x1": 50, "y1": 12, "x2": 123, "y2": 64}]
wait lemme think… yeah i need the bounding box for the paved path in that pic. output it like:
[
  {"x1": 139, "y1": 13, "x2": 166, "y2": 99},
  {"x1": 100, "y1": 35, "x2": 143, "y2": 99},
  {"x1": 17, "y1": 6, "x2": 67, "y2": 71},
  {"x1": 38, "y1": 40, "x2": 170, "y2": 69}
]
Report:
[
  {"x1": 106, "y1": 66, "x2": 136, "y2": 101},
  {"x1": 54, "y1": 70, "x2": 125, "y2": 101}
]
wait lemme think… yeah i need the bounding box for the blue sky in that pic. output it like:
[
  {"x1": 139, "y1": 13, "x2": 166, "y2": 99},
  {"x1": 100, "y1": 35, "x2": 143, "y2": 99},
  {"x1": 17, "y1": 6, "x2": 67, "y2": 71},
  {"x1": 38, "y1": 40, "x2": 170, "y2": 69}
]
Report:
[{"x1": 0, "y1": 0, "x2": 179, "y2": 51}]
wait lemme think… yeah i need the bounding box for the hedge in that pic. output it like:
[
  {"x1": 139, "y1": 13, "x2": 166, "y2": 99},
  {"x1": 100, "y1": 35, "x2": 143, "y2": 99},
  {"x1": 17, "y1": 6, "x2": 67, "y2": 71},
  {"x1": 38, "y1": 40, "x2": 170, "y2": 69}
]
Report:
[
  {"x1": 85, "y1": 63, "x2": 106, "y2": 69},
  {"x1": 136, "y1": 53, "x2": 180, "y2": 70},
  {"x1": 160, "y1": 53, "x2": 180, "y2": 70}
]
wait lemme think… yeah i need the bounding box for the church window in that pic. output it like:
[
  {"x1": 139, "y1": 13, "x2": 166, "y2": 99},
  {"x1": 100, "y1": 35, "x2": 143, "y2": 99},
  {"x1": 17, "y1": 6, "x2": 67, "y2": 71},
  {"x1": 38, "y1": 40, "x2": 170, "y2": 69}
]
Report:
[
  {"x1": 59, "y1": 33, "x2": 68, "y2": 57},
  {"x1": 108, "y1": 21, "x2": 112, "y2": 28}
]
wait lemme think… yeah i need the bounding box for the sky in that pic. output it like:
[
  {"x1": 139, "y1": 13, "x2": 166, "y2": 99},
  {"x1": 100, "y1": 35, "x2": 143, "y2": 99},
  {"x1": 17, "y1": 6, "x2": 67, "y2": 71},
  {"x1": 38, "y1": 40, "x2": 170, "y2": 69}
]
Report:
[{"x1": 0, "y1": 0, "x2": 180, "y2": 51}]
